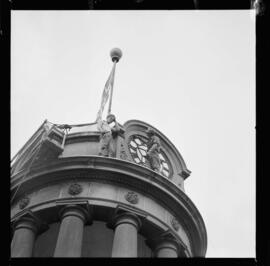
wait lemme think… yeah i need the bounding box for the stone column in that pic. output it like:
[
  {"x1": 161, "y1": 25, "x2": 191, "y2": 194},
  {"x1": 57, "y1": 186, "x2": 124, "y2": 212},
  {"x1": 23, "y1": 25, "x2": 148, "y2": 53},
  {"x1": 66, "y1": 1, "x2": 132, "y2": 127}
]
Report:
[
  {"x1": 146, "y1": 234, "x2": 179, "y2": 258},
  {"x1": 54, "y1": 205, "x2": 89, "y2": 257},
  {"x1": 11, "y1": 216, "x2": 39, "y2": 257},
  {"x1": 110, "y1": 212, "x2": 142, "y2": 257},
  {"x1": 155, "y1": 240, "x2": 178, "y2": 257}
]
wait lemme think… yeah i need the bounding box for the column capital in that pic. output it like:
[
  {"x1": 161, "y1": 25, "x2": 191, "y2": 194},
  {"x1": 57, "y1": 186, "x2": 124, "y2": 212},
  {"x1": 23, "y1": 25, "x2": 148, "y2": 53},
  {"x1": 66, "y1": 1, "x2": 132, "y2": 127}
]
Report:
[
  {"x1": 108, "y1": 212, "x2": 142, "y2": 231},
  {"x1": 58, "y1": 204, "x2": 91, "y2": 225},
  {"x1": 11, "y1": 212, "x2": 48, "y2": 257},
  {"x1": 146, "y1": 232, "x2": 181, "y2": 256},
  {"x1": 12, "y1": 211, "x2": 48, "y2": 235}
]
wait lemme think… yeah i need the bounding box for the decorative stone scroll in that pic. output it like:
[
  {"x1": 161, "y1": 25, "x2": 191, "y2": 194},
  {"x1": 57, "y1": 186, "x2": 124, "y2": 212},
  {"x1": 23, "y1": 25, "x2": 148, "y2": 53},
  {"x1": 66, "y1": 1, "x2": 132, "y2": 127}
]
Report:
[
  {"x1": 171, "y1": 216, "x2": 180, "y2": 231},
  {"x1": 124, "y1": 191, "x2": 139, "y2": 204},
  {"x1": 68, "y1": 183, "x2": 82, "y2": 196},
  {"x1": 19, "y1": 196, "x2": 30, "y2": 209}
]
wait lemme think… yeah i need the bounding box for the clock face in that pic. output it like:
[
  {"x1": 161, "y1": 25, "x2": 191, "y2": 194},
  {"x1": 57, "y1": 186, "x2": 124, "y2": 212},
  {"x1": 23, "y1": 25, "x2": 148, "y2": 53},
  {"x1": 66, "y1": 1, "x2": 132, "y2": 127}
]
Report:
[{"x1": 128, "y1": 135, "x2": 171, "y2": 178}]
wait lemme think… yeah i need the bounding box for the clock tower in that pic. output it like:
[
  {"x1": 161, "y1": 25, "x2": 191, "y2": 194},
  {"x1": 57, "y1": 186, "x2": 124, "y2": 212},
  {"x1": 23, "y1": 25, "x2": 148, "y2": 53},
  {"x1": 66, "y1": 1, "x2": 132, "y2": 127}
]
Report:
[{"x1": 11, "y1": 118, "x2": 207, "y2": 257}]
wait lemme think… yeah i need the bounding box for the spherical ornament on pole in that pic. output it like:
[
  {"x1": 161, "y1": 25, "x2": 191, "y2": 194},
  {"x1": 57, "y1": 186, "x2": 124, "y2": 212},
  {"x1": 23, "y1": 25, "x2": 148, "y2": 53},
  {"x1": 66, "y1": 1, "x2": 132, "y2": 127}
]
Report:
[{"x1": 110, "y1": 48, "x2": 123, "y2": 63}]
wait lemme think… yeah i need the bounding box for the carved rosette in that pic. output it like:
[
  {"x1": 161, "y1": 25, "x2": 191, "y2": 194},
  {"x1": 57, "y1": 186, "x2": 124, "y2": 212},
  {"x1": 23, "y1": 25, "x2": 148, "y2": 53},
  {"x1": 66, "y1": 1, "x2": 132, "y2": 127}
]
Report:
[
  {"x1": 68, "y1": 183, "x2": 82, "y2": 196},
  {"x1": 19, "y1": 196, "x2": 30, "y2": 209},
  {"x1": 171, "y1": 216, "x2": 180, "y2": 231},
  {"x1": 124, "y1": 191, "x2": 139, "y2": 204}
]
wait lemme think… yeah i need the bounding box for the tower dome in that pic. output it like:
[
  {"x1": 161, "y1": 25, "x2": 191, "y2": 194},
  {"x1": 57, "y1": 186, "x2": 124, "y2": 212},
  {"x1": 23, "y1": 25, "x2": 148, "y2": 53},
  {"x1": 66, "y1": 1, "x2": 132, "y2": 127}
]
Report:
[{"x1": 11, "y1": 118, "x2": 207, "y2": 257}]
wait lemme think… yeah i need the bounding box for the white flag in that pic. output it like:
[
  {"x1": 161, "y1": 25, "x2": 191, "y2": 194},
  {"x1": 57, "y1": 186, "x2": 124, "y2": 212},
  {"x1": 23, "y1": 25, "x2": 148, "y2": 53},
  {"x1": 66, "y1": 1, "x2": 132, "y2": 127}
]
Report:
[{"x1": 96, "y1": 64, "x2": 116, "y2": 122}]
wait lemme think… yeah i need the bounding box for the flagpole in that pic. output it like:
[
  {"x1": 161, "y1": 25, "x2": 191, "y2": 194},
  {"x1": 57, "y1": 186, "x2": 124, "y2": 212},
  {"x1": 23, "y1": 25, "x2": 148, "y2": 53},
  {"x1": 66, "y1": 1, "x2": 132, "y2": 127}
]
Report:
[
  {"x1": 107, "y1": 61, "x2": 116, "y2": 115},
  {"x1": 107, "y1": 48, "x2": 122, "y2": 116}
]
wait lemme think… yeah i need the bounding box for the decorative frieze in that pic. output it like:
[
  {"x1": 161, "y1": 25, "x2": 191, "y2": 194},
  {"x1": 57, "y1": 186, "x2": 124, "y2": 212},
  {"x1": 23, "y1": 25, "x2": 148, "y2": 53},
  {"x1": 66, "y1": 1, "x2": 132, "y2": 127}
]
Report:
[
  {"x1": 68, "y1": 183, "x2": 82, "y2": 196},
  {"x1": 125, "y1": 191, "x2": 139, "y2": 204}
]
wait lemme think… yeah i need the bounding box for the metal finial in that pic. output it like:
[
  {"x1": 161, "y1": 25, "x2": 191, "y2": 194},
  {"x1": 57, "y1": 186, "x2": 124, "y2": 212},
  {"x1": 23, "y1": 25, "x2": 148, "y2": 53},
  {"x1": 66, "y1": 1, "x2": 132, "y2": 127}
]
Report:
[{"x1": 110, "y1": 48, "x2": 123, "y2": 63}]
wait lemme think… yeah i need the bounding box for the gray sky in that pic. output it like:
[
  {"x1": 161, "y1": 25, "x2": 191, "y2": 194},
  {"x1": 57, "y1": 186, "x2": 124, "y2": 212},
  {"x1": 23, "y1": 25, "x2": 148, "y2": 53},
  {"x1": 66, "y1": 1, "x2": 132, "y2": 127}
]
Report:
[{"x1": 11, "y1": 10, "x2": 255, "y2": 257}]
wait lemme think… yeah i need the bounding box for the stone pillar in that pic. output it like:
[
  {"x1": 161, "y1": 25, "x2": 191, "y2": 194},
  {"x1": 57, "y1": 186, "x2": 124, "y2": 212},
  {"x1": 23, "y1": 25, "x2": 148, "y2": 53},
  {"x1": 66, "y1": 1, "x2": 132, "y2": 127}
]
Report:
[
  {"x1": 54, "y1": 205, "x2": 89, "y2": 257},
  {"x1": 11, "y1": 216, "x2": 39, "y2": 257},
  {"x1": 110, "y1": 212, "x2": 142, "y2": 257},
  {"x1": 155, "y1": 240, "x2": 178, "y2": 257},
  {"x1": 146, "y1": 234, "x2": 179, "y2": 258}
]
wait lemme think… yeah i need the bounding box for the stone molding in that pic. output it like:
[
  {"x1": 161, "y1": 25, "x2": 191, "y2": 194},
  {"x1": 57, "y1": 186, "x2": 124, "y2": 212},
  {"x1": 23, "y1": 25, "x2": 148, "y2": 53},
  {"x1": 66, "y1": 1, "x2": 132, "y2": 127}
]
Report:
[
  {"x1": 114, "y1": 204, "x2": 148, "y2": 219},
  {"x1": 11, "y1": 157, "x2": 192, "y2": 210}
]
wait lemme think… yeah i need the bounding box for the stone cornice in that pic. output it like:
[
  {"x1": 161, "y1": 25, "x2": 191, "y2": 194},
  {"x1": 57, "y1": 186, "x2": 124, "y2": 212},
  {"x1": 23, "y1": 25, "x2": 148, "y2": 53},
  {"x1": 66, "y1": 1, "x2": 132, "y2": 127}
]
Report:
[
  {"x1": 10, "y1": 156, "x2": 207, "y2": 256},
  {"x1": 64, "y1": 132, "x2": 100, "y2": 145}
]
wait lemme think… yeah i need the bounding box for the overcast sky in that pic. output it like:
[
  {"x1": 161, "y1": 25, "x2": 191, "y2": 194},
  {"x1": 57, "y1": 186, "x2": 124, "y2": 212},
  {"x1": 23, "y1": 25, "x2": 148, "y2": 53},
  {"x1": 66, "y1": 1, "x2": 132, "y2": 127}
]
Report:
[{"x1": 11, "y1": 10, "x2": 255, "y2": 257}]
